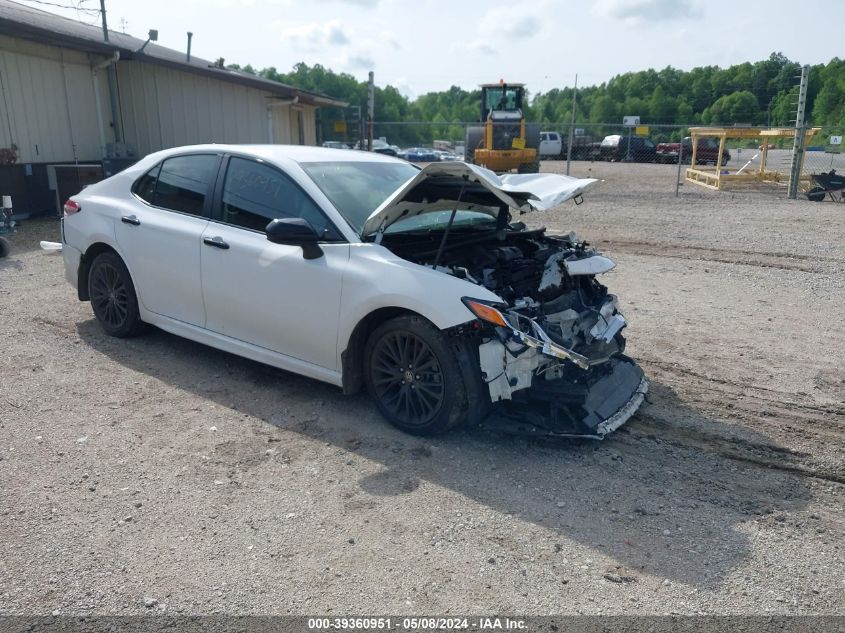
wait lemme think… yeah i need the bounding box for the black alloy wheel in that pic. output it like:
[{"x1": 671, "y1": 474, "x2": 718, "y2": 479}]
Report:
[
  {"x1": 364, "y1": 315, "x2": 468, "y2": 435},
  {"x1": 370, "y1": 330, "x2": 444, "y2": 426},
  {"x1": 88, "y1": 252, "x2": 143, "y2": 337}
]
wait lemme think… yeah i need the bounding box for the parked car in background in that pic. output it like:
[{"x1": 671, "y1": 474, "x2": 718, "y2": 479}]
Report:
[
  {"x1": 60, "y1": 145, "x2": 646, "y2": 437},
  {"x1": 433, "y1": 150, "x2": 461, "y2": 162},
  {"x1": 399, "y1": 147, "x2": 440, "y2": 162},
  {"x1": 322, "y1": 141, "x2": 350, "y2": 150},
  {"x1": 599, "y1": 135, "x2": 657, "y2": 162},
  {"x1": 655, "y1": 137, "x2": 731, "y2": 165},
  {"x1": 562, "y1": 134, "x2": 596, "y2": 160},
  {"x1": 539, "y1": 131, "x2": 563, "y2": 159},
  {"x1": 353, "y1": 139, "x2": 399, "y2": 156}
]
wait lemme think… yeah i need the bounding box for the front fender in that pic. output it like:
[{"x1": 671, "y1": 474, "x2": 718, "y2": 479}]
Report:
[{"x1": 337, "y1": 243, "x2": 501, "y2": 361}]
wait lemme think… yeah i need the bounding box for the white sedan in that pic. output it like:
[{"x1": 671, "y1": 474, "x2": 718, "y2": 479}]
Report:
[{"x1": 61, "y1": 145, "x2": 647, "y2": 437}]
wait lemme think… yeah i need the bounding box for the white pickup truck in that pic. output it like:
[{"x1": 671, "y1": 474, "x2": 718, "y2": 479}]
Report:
[{"x1": 539, "y1": 131, "x2": 563, "y2": 158}]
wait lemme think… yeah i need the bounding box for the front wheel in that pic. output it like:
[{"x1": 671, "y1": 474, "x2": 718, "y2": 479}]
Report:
[
  {"x1": 364, "y1": 315, "x2": 468, "y2": 435},
  {"x1": 88, "y1": 252, "x2": 144, "y2": 338},
  {"x1": 806, "y1": 186, "x2": 826, "y2": 202}
]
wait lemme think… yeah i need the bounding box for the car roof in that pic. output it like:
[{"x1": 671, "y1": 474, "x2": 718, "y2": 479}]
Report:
[{"x1": 148, "y1": 144, "x2": 400, "y2": 165}]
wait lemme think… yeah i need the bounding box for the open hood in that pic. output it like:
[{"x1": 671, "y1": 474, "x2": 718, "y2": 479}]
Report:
[{"x1": 361, "y1": 162, "x2": 599, "y2": 236}]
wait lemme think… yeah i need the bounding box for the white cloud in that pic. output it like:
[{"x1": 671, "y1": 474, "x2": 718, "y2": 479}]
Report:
[
  {"x1": 453, "y1": 41, "x2": 497, "y2": 55},
  {"x1": 457, "y1": 5, "x2": 542, "y2": 55},
  {"x1": 280, "y1": 19, "x2": 349, "y2": 52},
  {"x1": 592, "y1": 0, "x2": 701, "y2": 22},
  {"x1": 478, "y1": 6, "x2": 541, "y2": 39},
  {"x1": 347, "y1": 54, "x2": 375, "y2": 69}
]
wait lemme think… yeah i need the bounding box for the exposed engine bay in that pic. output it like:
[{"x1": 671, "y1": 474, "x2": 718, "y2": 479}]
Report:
[
  {"x1": 365, "y1": 162, "x2": 647, "y2": 438},
  {"x1": 380, "y1": 224, "x2": 647, "y2": 438}
]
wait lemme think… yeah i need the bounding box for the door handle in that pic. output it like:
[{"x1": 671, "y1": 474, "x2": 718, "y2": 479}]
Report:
[
  {"x1": 121, "y1": 215, "x2": 141, "y2": 226},
  {"x1": 203, "y1": 236, "x2": 230, "y2": 250}
]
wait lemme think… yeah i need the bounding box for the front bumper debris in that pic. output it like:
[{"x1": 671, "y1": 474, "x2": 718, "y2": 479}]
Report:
[{"x1": 479, "y1": 356, "x2": 649, "y2": 439}]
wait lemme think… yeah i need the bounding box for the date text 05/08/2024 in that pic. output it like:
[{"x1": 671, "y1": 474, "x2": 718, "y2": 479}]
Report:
[{"x1": 307, "y1": 617, "x2": 527, "y2": 630}]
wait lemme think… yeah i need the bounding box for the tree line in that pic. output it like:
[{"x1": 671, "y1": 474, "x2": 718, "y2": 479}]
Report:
[{"x1": 227, "y1": 53, "x2": 845, "y2": 146}]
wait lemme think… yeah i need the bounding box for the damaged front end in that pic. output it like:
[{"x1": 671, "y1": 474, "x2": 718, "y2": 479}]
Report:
[
  {"x1": 391, "y1": 228, "x2": 647, "y2": 438},
  {"x1": 366, "y1": 163, "x2": 648, "y2": 438}
]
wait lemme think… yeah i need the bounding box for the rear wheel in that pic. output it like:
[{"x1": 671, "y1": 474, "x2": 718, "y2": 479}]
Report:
[
  {"x1": 465, "y1": 126, "x2": 484, "y2": 165},
  {"x1": 0, "y1": 236, "x2": 9, "y2": 258},
  {"x1": 88, "y1": 252, "x2": 143, "y2": 338},
  {"x1": 364, "y1": 315, "x2": 467, "y2": 435}
]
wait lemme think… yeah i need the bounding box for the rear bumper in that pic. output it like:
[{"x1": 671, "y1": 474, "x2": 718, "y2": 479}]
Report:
[{"x1": 62, "y1": 243, "x2": 82, "y2": 290}]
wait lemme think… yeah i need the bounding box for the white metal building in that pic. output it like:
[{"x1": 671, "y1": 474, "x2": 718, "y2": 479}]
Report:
[{"x1": 0, "y1": 0, "x2": 346, "y2": 214}]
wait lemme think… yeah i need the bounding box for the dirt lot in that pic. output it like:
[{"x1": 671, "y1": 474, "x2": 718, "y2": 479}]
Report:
[{"x1": 0, "y1": 160, "x2": 843, "y2": 616}]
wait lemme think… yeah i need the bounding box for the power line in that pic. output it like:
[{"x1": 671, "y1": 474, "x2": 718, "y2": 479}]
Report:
[{"x1": 17, "y1": 0, "x2": 99, "y2": 14}]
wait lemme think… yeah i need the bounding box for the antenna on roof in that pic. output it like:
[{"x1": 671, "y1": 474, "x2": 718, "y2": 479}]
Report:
[
  {"x1": 186, "y1": 32, "x2": 193, "y2": 62},
  {"x1": 137, "y1": 29, "x2": 158, "y2": 53}
]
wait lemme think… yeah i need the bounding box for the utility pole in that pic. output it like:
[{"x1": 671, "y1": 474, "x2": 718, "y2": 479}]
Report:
[
  {"x1": 100, "y1": 0, "x2": 123, "y2": 144},
  {"x1": 98, "y1": 0, "x2": 122, "y2": 144},
  {"x1": 787, "y1": 64, "x2": 810, "y2": 200},
  {"x1": 99, "y1": 0, "x2": 108, "y2": 42},
  {"x1": 565, "y1": 73, "x2": 577, "y2": 176},
  {"x1": 367, "y1": 71, "x2": 374, "y2": 151}
]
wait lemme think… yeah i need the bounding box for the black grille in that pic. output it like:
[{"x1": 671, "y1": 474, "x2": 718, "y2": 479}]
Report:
[{"x1": 492, "y1": 124, "x2": 521, "y2": 150}]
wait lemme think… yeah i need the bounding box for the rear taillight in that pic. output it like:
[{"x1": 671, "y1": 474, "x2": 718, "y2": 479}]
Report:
[{"x1": 63, "y1": 199, "x2": 81, "y2": 216}]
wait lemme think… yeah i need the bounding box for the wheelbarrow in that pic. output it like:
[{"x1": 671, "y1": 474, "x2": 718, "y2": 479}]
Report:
[
  {"x1": 806, "y1": 169, "x2": 845, "y2": 202},
  {"x1": 0, "y1": 195, "x2": 15, "y2": 258}
]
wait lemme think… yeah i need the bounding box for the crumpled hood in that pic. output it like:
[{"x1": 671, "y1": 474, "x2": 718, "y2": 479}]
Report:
[{"x1": 361, "y1": 162, "x2": 599, "y2": 236}]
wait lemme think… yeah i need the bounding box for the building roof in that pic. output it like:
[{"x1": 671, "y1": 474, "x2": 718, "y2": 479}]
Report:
[{"x1": 0, "y1": 0, "x2": 347, "y2": 108}]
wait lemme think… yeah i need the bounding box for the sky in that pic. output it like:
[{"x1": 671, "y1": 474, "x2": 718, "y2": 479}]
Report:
[{"x1": 24, "y1": 0, "x2": 845, "y2": 99}]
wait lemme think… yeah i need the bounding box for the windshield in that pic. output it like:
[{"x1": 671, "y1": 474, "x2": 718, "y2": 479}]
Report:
[
  {"x1": 384, "y1": 210, "x2": 495, "y2": 235},
  {"x1": 484, "y1": 87, "x2": 523, "y2": 112},
  {"x1": 301, "y1": 161, "x2": 419, "y2": 233}
]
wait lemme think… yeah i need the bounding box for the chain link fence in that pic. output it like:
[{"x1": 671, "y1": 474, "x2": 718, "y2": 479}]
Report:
[
  {"x1": 320, "y1": 119, "x2": 844, "y2": 200},
  {"x1": 799, "y1": 128, "x2": 845, "y2": 202}
]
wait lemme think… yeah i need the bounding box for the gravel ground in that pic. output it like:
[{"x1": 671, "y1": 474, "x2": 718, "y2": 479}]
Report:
[{"x1": 0, "y1": 160, "x2": 843, "y2": 616}]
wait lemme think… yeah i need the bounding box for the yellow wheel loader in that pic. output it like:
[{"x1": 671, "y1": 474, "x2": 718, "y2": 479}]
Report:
[{"x1": 465, "y1": 81, "x2": 540, "y2": 173}]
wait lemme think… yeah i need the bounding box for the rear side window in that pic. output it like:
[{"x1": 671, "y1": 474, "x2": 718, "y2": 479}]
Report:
[
  {"x1": 133, "y1": 164, "x2": 160, "y2": 204},
  {"x1": 155, "y1": 155, "x2": 218, "y2": 216},
  {"x1": 133, "y1": 154, "x2": 218, "y2": 216}
]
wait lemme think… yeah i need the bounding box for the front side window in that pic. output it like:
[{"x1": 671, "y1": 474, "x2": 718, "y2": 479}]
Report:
[
  {"x1": 221, "y1": 157, "x2": 340, "y2": 239},
  {"x1": 136, "y1": 154, "x2": 218, "y2": 216}
]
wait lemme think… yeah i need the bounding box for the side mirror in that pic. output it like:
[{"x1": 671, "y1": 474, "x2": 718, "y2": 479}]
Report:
[{"x1": 265, "y1": 217, "x2": 323, "y2": 260}]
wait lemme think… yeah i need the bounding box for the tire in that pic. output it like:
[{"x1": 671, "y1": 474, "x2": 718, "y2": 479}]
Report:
[
  {"x1": 0, "y1": 236, "x2": 9, "y2": 258},
  {"x1": 87, "y1": 251, "x2": 143, "y2": 338},
  {"x1": 465, "y1": 126, "x2": 484, "y2": 164},
  {"x1": 364, "y1": 314, "x2": 468, "y2": 435},
  {"x1": 518, "y1": 161, "x2": 540, "y2": 174},
  {"x1": 806, "y1": 186, "x2": 825, "y2": 202},
  {"x1": 524, "y1": 123, "x2": 541, "y2": 151}
]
